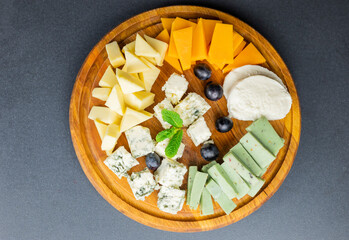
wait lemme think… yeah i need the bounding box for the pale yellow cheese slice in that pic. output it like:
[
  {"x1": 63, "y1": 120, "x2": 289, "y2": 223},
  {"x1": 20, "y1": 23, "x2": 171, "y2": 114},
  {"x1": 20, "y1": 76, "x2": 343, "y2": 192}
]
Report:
[
  {"x1": 115, "y1": 69, "x2": 145, "y2": 94},
  {"x1": 101, "y1": 124, "x2": 121, "y2": 151},
  {"x1": 94, "y1": 120, "x2": 108, "y2": 139},
  {"x1": 122, "y1": 41, "x2": 135, "y2": 54},
  {"x1": 144, "y1": 34, "x2": 168, "y2": 66},
  {"x1": 88, "y1": 106, "x2": 122, "y2": 124},
  {"x1": 106, "y1": 41, "x2": 126, "y2": 68},
  {"x1": 124, "y1": 91, "x2": 155, "y2": 110},
  {"x1": 99, "y1": 66, "x2": 118, "y2": 87},
  {"x1": 139, "y1": 68, "x2": 160, "y2": 92},
  {"x1": 105, "y1": 84, "x2": 125, "y2": 115},
  {"x1": 92, "y1": 87, "x2": 111, "y2": 101},
  {"x1": 120, "y1": 107, "x2": 152, "y2": 132},
  {"x1": 124, "y1": 50, "x2": 151, "y2": 73},
  {"x1": 135, "y1": 34, "x2": 160, "y2": 58}
]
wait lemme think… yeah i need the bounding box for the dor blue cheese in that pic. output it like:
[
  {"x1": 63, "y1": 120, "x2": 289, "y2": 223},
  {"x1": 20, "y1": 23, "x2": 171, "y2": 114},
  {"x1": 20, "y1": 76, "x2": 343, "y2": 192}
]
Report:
[
  {"x1": 154, "y1": 158, "x2": 187, "y2": 188},
  {"x1": 174, "y1": 93, "x2": 211, "y2": 127},
  {"x1": 157, "y1": 186, "x2": 185, "y2": 214},
  {"x1": 125, "y1": 126, "x2": 155, "y2": 158},
  {"x1": 127, "y1": 168, "x2": 158, "y2": 201},
  {"x1": 103, "y1": 146, "x2": 139, "y2": 179},
  {"x1": 186, "y1": 116, "x2": 212, "y2": 146},
  {"x1": 161, "y1": 73, "x2": 189, "y2": 105},
  {"x1": 153, "y1": 98, "x2": 174, "y2": 129}
]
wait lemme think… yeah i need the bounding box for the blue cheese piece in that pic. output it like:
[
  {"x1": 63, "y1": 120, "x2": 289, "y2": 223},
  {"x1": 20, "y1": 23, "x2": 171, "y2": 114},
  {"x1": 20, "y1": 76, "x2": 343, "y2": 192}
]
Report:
[
  {"x1": 174, "y1": 93, "x2": 211, "y2": 127},
  {"x1": 154, "y1": 158, "x2": 187, "y2": 187},
  {"x1": 125, "y1": 126, "x2": 155, "y2": 158},
  {"x1": 104, "y1": 146, "x2": 139, "y2": 179},
  {"x1": 186, "y1": 116, "x2": 212, "y2": 146},
  {"x1": 153, "y1": 98, "x2": 174, "y2": 129},
  {"x1": 161, "y1": 73, "x2": 189, "y2": 105},
  {"x1": 157, "y1": 186, "x2": 185, "y2": 214},
  {"x1": 127, "y1": 168, "x2": 157, "y2": 201},
  {"x1": 154, "y1": 138, "x2": 185, "y2": 160}
]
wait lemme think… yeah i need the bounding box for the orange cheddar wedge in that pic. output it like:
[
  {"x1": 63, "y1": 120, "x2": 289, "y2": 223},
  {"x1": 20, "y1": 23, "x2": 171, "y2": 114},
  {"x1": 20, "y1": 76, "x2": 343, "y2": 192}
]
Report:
[
  {"x1": 202, "y1": 19, "x2": 222, "y2": 46},
  {"x1": 191, "y1": 18, "x2": 208, "y2": 61},
  {"x1": 222, "y1": 43, "x2": 266, "y2": 73},
  {"x1": 233, "y1": 40, "x2": 247, "y2": 57},
  {"x1": 173, "y1": 27, "x2": 193, "y2": 71},
  {"x1": 156, "y1": 29, "x2": 170, "y2": 43},
  {"x1": 208, "y1": 23, "x2": 234, "y2": 65},
  {"x1": 168, "y1": 17, "x2": 196, "y2": 58},
  {"x1": 161, "y1": 18, "x2": 175, "y2": 33},
  {"x1": 233, "y1": 31, "x2": 244, "y2": 53},
  {"x1": 156, "y1": 29, "x2": 183, "y2": 73}
]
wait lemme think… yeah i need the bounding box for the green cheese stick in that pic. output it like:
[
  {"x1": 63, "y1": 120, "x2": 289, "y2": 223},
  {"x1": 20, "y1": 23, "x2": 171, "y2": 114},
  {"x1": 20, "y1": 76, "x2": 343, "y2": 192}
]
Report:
[
  {"x1": 201, "y1": 161, "x2": 217, "y2": 173},
  {"x1": 223, "y1": 152, "x2": 263, "y2": 187},
  {"x1": 200, "y1": 188, "x2": 214, "y2": 216},
  {"x1": 231, "y1": 143, "x2": 263, "y2": 177},
  {"x1": 246, "y1": 116, "x2": 285, "y2": 156},
  {"x1": 189, "y1": 171, "x2": 208, "y2": 210},
  {"x1": 248, "y1": 179, "x2": 265, "y2": 197},
  {"x1": 221, "y1": 162, "x2": 250, "y2": 199},
  {"x1": 186, "y1": 166, "x2": 198, "y2": 206},
  {"x1": 208, "y1": 164, "x2": 237, "y2": 199},
  {"x1": 240, "y1": 132, "x2": 275, "y2": 169},
  {"x1": 206, "y1": 180, "x2": 236, "y2": 215}
]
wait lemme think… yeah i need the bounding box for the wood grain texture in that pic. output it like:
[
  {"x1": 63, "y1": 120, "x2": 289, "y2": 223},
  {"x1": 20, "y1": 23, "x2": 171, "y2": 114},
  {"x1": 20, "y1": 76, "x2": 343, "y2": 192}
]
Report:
[{"x1": 69, "y1": 6, "x2": 301, "y2": 232}]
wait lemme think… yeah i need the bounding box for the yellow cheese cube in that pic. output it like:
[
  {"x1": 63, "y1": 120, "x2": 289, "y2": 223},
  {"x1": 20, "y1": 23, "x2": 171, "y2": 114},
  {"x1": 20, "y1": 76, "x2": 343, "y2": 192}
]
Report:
[
  {"x1": 105, "y1": 84, "x2": 125, "y2": 115},
  {"x1": 124, "y1": 91, "x2": 155, "y2": 110},
  {"x1": 94, "y1": 120, "x2": 108, "y2": 139},
  {"x1": 92, "y1": 87, "x2": 111, "y2": 101},
  {"x1": 115, "y1": 69, "x2": 145, "y2": 94},
  {"x1": 88, "y1": 106, "x2": 121, "y2": 124},
  {"x1": 120, "y1": 107, "x2": 152, "y2": 132},
  {"x1": 124, "y1": 51, "x2": 151, "y2": 73},
  {"x1": 135, "y1": 34, "x2": 160, "y2": 59},
  {"x1": 106, "y1": 41, "x2": 126, "y2": 68},
  {"x1": 139, "y1": 68, "x2": 160, "y2": 92},
  {"x1": 101, "y1": 124, "x2": 121, "y2": 151},
  {"x1": 144, "y1": 34, "x2": 168, "y2": 66},
  {"x1": 99, "y1": 66, "x2": 117, "y2": 87}
]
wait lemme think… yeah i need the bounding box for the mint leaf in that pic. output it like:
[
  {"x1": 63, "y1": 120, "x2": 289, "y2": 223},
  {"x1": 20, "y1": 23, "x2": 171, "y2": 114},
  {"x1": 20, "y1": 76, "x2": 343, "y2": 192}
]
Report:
[
  {"x1": 156, "y1": 127, "x2": 178, "y2": 142},
  {"x1": 165, "y1": 130, "x2": 183, "y2": 158},
  {"x1": 161, "y1": 109, "x2": 183, "y2": 128}
]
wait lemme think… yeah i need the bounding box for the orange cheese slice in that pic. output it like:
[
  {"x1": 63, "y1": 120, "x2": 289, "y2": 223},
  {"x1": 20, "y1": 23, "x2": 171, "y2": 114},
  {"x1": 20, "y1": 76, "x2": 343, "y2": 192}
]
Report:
[
  {"x1": 168, "y1": 17, "x2": 196, "y2": 58},
  {"x1": 233, "y1": 31, "x2": 244, "y2": 53},
  {"x1": 173, "y1": 27, "x2": 193, "y2": 71},
  {"x1": 191, "y1": 18, "x2": 207, "y2": 61},
  {"x1": 222, "y1": 43, "x2": 266, "y2": 73},
  {"x1": 161, "y1": 18, "x2": 175, "y2": 33},
  {"x1": 233, "y1": 40, "x2": 247, "y2": 57},
  {"x1": 156, "y1": 30, "x2": 183, "y2": 73},
  {"x1": 208, "y1": 23, "x2": 234, "y2": 65},
  {"x1": 202, "y1": 19, "x2": 222, "y2": 46}
]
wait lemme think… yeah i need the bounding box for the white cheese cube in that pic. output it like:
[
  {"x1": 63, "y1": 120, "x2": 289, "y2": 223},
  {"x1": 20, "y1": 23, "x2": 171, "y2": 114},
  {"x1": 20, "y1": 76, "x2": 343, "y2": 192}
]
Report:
[
  {"x1": 103, "y1": 146, "x2": 139, "y2": 179},
  {"x1": 125, "y1": 126, "x2": 155, "y2": 158},
  {"x1": 174, "y1": 93, "x2": 211, "y2": 127},
  {"x1": 186, "y1": 116, "x2": 212, "y2": 146},
  {"x1": 161, "y1": 73, "x2": 189, "y2": 105},
  {"x1": 153, "y1": 99, "x2": 174, "y2": 129},
  {"x1": 154, "y1": 158, "x2": 187, "y2": 188},
  {"x1": 127, "y1": 168, "x2": 158, "y2": 201},
  {"x1": 157, "y1": 186, "x2": 185, "y2": 214},
  {"x1": 154, "y1": 138, "x2": 185, "y2": 160}
]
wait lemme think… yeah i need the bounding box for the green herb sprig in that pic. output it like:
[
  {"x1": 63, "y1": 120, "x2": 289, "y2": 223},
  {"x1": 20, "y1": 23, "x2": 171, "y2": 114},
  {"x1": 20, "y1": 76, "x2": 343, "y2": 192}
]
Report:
[{"x1": 156, "y1": 109, "x2": 184, "y2": 158}]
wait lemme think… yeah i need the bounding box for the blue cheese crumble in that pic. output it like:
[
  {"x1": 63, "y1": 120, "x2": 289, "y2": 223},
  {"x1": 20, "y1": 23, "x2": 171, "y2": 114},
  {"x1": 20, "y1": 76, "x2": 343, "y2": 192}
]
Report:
[
  {"x1": 161, "y1": 73, "x2": 189, "y2": 105},
  {"x1": 104, "y1": 146, "x2": 139, "y2": 179},
  {"x1": 153, "y1": 98, "x2": 174, "y2": 129},
  {"x1": 186, "y1": 116, "x2": 212, "y2": 146},
  {"x1": 154, "y1": 138, "x2": 185, "y2": 160},
  {"x1": 154, "y1": 158, "x2": 187, "y2": 188},
  {"x1": 125, "y1": 126, "x2": 155, "y2": 158},
  {"x1": 157, "y1": 186, "x2": 185, "y2": 214},
  {"x1": 174, "y1": 93, "x2": 211, "y2": 127},
  {"x1": 127, "y1": 168, "x2": 158, "y2": 201}
]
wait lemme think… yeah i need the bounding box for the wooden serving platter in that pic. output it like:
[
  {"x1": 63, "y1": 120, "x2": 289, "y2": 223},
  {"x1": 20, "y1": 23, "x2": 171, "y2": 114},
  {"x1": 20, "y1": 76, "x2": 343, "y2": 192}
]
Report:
[{"x1": 69, "y1": 5, "x2": 301, "y2": 232}]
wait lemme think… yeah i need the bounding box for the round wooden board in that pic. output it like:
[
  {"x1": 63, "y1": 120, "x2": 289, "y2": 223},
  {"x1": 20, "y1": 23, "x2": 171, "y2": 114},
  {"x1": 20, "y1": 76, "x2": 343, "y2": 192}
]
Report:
[{"x1": 69, "y1": 6, "x2": 301, "y2": 232}]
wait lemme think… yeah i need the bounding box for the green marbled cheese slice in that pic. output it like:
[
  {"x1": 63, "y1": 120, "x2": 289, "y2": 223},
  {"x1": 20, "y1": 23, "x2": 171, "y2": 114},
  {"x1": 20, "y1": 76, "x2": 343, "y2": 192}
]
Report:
[
  {"x1": 206, "y1": 179, "x2": 236, "y2": 215},
  {"x1": 221, "y1": 161, "x2": 250, "y2": 199},
  {"x1": 200, "y1": 188, "x2": 214, "y2": 216},
  {"x1": 231, "y1": 143, "x2": 263, "y2": 177},
  {"x1": 189, "y1": 171, "x2": 208, "y2": 210},
  {"x1": 186, "y1": 166, "x2": 197, "y2": 206}
]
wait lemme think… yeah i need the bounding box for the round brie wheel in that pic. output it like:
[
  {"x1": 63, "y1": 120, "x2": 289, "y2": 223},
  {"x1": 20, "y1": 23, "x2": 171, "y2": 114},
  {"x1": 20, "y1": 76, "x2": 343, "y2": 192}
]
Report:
[
  {"x1": 223, "y1": 65, "x2": 286, "y2": 98},
  {"x1": 228, "y1": 75, "x2": 292, "y2": 121}
]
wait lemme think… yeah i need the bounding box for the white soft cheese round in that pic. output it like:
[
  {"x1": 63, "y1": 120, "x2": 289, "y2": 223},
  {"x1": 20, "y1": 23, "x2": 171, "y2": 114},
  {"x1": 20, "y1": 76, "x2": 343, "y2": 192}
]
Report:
[
  {"x1": 223, "y1": 65, "x2": 286, "y2": 98},
  {"x1": 228, "y1": 75, "x2": 292, "y2": 120}
]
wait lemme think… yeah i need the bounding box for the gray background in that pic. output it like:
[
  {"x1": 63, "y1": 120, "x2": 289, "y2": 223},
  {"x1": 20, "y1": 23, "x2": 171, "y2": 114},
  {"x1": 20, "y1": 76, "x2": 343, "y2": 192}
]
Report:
[{"x1": 0, "y1": 0, "x2": 348, "y2": 239}]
